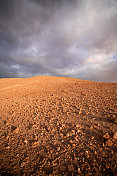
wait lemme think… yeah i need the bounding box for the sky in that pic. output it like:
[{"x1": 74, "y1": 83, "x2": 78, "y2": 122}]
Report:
[{"x1": 0, "y1": 0, "x2": 117, "y2": 82}]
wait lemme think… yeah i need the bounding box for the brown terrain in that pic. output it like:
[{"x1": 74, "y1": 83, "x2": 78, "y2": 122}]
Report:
[{"x1": 0, "y1": 76, "x2": 117, "y2": 176}]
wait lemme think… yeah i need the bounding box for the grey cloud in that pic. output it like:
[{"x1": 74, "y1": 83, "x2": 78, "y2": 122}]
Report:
[{"x1": 0, "y1": 0, "x2": 117, "y2": 81}]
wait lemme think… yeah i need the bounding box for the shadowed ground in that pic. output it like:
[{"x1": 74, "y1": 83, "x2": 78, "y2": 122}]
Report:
[{"x1": 0, "y1": 76, "x2": 117, "y2": 175}]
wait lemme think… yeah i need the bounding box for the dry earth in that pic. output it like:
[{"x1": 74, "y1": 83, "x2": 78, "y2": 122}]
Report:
[{"x1": 0, "y1": 76, "x2": 117, "y2": 176}]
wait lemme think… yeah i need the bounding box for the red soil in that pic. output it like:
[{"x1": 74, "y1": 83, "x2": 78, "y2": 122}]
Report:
[{"x1": 0, "y1": 76, "x2": 117, "y2": 175}]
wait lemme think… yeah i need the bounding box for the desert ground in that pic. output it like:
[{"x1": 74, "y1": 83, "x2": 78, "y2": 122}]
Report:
[{"x1": 0, "y1": 76, "x2": 117, "y2": 176}]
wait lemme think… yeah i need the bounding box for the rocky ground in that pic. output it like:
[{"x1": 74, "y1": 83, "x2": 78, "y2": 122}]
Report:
[{"x1": 0, "y1": 76, "x2": 117, "y2": 176}]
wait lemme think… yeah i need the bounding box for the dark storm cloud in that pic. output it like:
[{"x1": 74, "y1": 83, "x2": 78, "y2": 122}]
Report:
[{"x1": 0, "y1": 0, "x2": 117, "y2": 81}]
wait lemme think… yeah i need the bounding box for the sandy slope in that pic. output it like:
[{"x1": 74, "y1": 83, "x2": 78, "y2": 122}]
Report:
[{"x1": 0, "y1": 76, "x2": 117, "y2": 176}]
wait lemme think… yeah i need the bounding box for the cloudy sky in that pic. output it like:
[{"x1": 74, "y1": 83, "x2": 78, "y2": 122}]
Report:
[{"x1": 0, "y1": 0, "x2": 117, "y2": 82}]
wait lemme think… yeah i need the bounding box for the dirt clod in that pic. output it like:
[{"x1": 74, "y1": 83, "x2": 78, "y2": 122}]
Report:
[
  {"x1": 103, "y1": 133, "x2": 110, "y2": 139},
  {"x1": 106, "y1": 139, "x2": 113, "y2": 146},
  {"x1": 113, "y1": 132, "x2": 117, "y2": 140}
]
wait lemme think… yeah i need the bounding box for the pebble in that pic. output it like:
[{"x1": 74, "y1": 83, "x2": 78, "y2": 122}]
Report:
[
  {"x1": 70, "y1": 140, "x2": 73, "y2": 143},
  {"x1": 57, "y1": 147, "x2": 60, "y2": 151},
  {"x1": 77, "y1": 130, "x2": 81, "y2": 133},
  {"x1": 106, "y1": 139, "x2": 113, "y2": 146},
  {"x1": 103, "y1": 133, "x2": 110, "y2": 139},
  {"x1": 67, "y1": 133, "x2": 70, "y2": 137},
  {"x1": 75, "y1": 136, "x2": 78, "y2": 141},
  {"x1": 113, "y1": 132, "x2": 117, "y2": 140},
  {"x1": 77, "y1": 167, "x2": 81, "y2": 173},
  {"x1": 11, "y1": 125, "x2": 17, "y2": 131},
  {"x1": 114, "y1": 118, "x2": 117, "y2": 124},
  {"x1": 21, "y1": 162, "x2": 25, "y2": 167},
  {"x1": 90, "y1": 126, "x2": 93, "y2": 130},
  {"x1": 76, "y1": 124, "x2": 81, "y2": 128},
  {"x1": 14, "y1": 128, "x2": 19, "y2": 133},
  {"x1": 24, "y1": 140, "x2": 28, "y2": 144},
  {"x1": 72, "y1": 130, "x2": 75, "y2": 133}
]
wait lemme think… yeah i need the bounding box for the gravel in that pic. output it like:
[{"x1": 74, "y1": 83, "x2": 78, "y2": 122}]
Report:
[{"x1": 0, "y1": 76, "x2": 117, "y2": 176}]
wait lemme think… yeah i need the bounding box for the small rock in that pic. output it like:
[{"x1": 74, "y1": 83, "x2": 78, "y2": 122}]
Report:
[
  {"x1": 77, "y1": 167, "x2": 81, "y2": 173},
  {"x1": 60, "y1": 166, "x2": 66, "y2": 171},
  {"x1": 60, "y1": 133, "x2": 63, "y2": 137},
  {"x1": 14, "y1": 128, "x2": 19, "y2": 134},
  {"x1": 72, "y1": 130, "x2": 75, "y2": 133},
  {"x1": 95, "y1": 151, "x2": 97, "y2": 154},
  {"x1": 75, "y1": 136, "x2": 78, "y2": 141},
  {"x1": 113, "y1": 132, "x2": 117, "y2": 140},
  {"x1": 57, "y1": 147, "x2": 60, "y2": 151},
  {"x1": 24, "y1": 140, "x2": 28, "y2": 144},
  {"x1": 21, "y1": 162, "x2": 25, "y2": 167},
  {"x1": 90, "y1": 126, "x2": 93, "y2": 130},
  {"x1": 77, "y1": 130, "x2": 81, "y2": 133},
  {"x1": 76, "y1": 124, "x2": 81, "y2": 128},
  {"x1": 67, "y1": 133, "x2": 70, "y2": 137},
  {"x1": 72, "y1": 144, "x2": 76, "y2": 147},
  {"x1": 106, "y1": 139, "x2": 113, "y2": 146},
  {"x1": 11, "y1": 125, "x2": 17, "y2": 131},
  {"x1": 59, "y1": 127, "x2": 62, "y2": 130},
  {"x1": 70, "y1": 140, "x2": 73, "y2": 143},
  {"x1": 68, "y1": 164, "x2": 74, "y2": 171},
  {"x1": 114, "y1": 118, "x2": 117, "y2": 124},
  {"x1": 93, "y1": 125, "x2": 98, "y2": 129},
  {"x1": 103, "y1": 133, "x2": 110, "y2": 139}
]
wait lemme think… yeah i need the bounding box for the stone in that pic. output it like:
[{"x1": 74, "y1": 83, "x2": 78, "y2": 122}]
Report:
[
  {"x1": 6, "y1": 146, "x2": 10, "y2": 149},
  {"x1": 113, "y1": 132, "x2": 117, "y2": 140},
  {"x1": 24, "y1": 140, "x2": 28, "y2": 144},
  {"x1": 70, "y1": 140, "x2": 73, "y2": 143},
  {"x1": 21, "y1": 162, "x2": 26, "y2": 167},
  {"x1": 106, "y1": 139, "x2": 113, "y2": 146},
  {"x1": 76, "y1": 124, "x2": 81, "y2": 128},
  {"x1": 75, "y1": 136, "x2": 78, "y2": 141},
  {"x1": 11, "y1": 125, "x2": 17, "y2": 131},
  {"x1": 79, "y1": 111, "x2": 81, "y2": 114},
  {"x1": 68, "y1": 164, "x2": 74, "y2": 171},
  {"x1": 90, "y1": 126, "x2": 93, "y2": 130},
  {"x1": 77, "y1": 130, "x2": 81, "y2": 133},
  {"x1": 14, "y1": 128, "x2": 19, "y2": 133},
  {"x1": 77, "y1": 167, "x2": 81, "y2": 173},
  {"x1": 114, "y1": 118, "x2": 117, "y2": 124},
  {"x1": 57, "y1": 147, "x2": 60, "y2": 151},
  {"x1": 103, "y1": 133, "x2": 110, "y2": 139},
  {"x1": 67, "y1": 133, "x2": 70, "y2": 137},
  {"x1": 72, "y1": 130, "x2": 75, "y2": 133}
]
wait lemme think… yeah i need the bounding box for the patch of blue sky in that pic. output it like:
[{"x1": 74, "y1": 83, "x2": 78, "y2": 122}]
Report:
[{"x1": 113, "y1": 55, "x2": 117, "y2": 60}]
